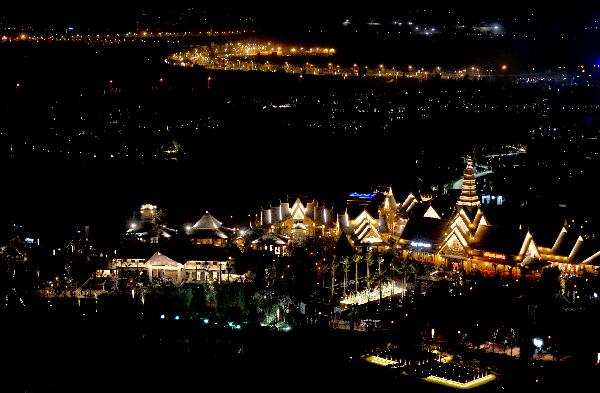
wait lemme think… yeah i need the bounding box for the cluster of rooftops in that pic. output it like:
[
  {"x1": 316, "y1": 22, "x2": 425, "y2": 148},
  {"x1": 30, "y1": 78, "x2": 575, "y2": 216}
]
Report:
[{"x1": 120, "y1": 159, "x2": 600, "y2": 274}]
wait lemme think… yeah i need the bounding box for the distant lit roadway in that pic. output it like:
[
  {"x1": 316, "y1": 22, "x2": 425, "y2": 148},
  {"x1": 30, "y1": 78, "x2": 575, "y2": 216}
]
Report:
[{"x1": 166, "y1": 41, "x2": 486, "y2": 81}]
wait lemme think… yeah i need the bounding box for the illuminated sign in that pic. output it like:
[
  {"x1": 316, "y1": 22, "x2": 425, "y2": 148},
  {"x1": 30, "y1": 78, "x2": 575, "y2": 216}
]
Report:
[
  {"x1": 483, "y1": 251, "x2": 506, "y2": 260},
  {"x1": 533, "y1": 338, "x2": 544, "y2": 348},
  {"x1": 349, "y1": 192, "x2": 376, "y2": 200},
  {"x1": 411, "y1": 242, "x2": 432, "y2": 248}
]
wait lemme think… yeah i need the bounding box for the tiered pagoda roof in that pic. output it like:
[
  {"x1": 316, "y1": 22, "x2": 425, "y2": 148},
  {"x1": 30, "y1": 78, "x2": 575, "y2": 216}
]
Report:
[{"x1": 457, "y1": 157, "x2": 481, "y2": 208}]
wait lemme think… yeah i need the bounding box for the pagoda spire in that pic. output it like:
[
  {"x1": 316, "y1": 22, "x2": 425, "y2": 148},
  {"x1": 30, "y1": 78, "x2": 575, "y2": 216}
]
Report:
[{"x1": 457, "y1": 157, "x2": 481, "y2": 208}]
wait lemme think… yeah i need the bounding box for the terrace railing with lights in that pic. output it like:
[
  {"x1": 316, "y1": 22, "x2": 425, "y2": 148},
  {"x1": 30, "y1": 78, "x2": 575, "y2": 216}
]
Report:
[
  {"x1": 408, "y1": 362, "x2": 496, "y2": 389},
  {"x1": 340, "y1": 281, "x2": 402, "y2": 305}
]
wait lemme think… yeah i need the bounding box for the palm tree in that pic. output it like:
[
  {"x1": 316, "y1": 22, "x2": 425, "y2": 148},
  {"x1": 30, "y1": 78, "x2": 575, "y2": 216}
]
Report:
[
  {"x1": 352, "y1": 254, "x2": 362, "y2": 292},
  {"x1": 329, "y1": 259, "x2": 339, "y2": 299},
  {"x1": 341, "y1": 256, "x2": 351, "y2": 295},
  {"x1": 321, "y1": 260, "x2": 329, "y2": 287},
  {"x1": 406, "y1": 260, "x2": 418, "y2": 287},
  {"x1": 376, "y1": 256, "x2": 385, "y2": 301},
  {"x1": 377, "y1": 256, "x2": 384, "y2": 279},
  {"x1": 491, "y1": 328, "x2": 499, "y2": 354},
  {"x1": 507, "y1": 328, "x2": 516, "y2": 357},
  {"x1": 365, "y1": 252, "x2": 374, "y2": 290},
  {"x1": 397, "y1": 258, "x2": 416, "y2": 298},
  {"x1": 372, "y1": 268, "x2": 389, "y2": 305},
  {"x1": 367, "y1": 273, "x2": 378, "y2": 301},
  {"x1": 377, "y1": 256, "x2": 385, "y2": 273},
  {"x1": 388, "y1": 257, "x2": 403, "y2": 297}
]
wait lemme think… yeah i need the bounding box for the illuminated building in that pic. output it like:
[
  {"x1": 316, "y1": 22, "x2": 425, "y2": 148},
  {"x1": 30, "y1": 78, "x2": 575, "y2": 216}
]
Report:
[
  {"x1": 258, "y1": 197, "x2": 337, "y2": 241},
  {"x1": 113, "y1": 250, "x2": 245, "y2": 283},
  {"x1": 397, "y1": 158, "x2": 600, "y2": 276},
  {"x1": 109, "y1": 207, "x2": 242, "y2": 283},
  {"x1": 341, "y1": 187, "x2": 407, "y2": 249},
  {"x1": 534, "y1": 225, "x2": 600, "y2": 275},
  {"x1": 456, "y1": 158, "x2": 481, "y2": 208},
  {"x1": 188, "y1": 211, "x2": 233, "y2": 247},
  {"x1": 114, "y1": 168, "x2": 600, "y2": 278},
  {"x1": 126, "y1": 204, "x2": 177, "y2": 243},
  {"x1": 250, "y1": 231, "x2": 289, "y2": 255},
  {"x1": 253, "y1": 191, "x2": 406, "y2": 253}
]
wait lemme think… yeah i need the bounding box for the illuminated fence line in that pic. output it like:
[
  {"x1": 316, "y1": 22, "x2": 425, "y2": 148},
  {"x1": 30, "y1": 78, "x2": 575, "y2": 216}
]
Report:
[
  {"x1": 364, "y1": 355, "x2": 399, "y2": 366},
  {"x1": 424, "y1": 374, "x2": 496, "y2": 389},
  {"x1": 340, "y1": 282, "x2": 402, "y2": 305}
]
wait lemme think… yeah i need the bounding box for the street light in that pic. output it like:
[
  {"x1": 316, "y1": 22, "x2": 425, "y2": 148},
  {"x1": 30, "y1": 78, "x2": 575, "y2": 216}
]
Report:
[{"x1": 227, "y1": 256, "x2": 233, "y2": 283}]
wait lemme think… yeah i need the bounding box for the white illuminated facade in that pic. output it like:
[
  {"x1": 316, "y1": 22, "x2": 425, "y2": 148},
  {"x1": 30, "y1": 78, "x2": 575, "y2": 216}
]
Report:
[
  {"x1": 113, "y1": 251, "x2": 245, "y2": 283},
  {"x1": 259, "y1": 197, "x2": 336, "y2": 240},
  {"x1": 254, "y1": 188, "x2": 409, "y2": 252}
]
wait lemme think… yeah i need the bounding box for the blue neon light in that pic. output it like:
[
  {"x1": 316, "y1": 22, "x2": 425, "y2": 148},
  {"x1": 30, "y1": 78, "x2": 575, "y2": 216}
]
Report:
[{"x1": 349, "y1": 192, "x2": 376, "y2": 199}]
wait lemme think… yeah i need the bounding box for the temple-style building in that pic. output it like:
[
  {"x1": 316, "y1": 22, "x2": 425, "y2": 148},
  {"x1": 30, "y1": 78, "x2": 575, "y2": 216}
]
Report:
[
  {"x1": 397, "y1": 158, "x2": 600, "y2": 276},
  {"x1": 113, "y1": 249, "x2": 245, "y2": 283},
  {"x1": 188, "y1": 211, "x2": 233, "y2": 247},
  {"x1": 126, "y1": 204, "x2": 177, "y2": 243},
  {"x1": 258, "y1": 197, "x2": 337, "y2": 240},
  {"x1": 106, "y1": 206, "x2": 244, "y2": 283},
  {"x1": 106, "y1": 162, "x2": 600, "y2": 280},
  {"x1": 251, "y1": 193, "x2": 405, "y2": 253},
  {"x1": 456, "y1": 158, "x2": 481, "y2": 208},
  {"x1": 249, "y1": 189, "x2": 447, "y2": 255}
]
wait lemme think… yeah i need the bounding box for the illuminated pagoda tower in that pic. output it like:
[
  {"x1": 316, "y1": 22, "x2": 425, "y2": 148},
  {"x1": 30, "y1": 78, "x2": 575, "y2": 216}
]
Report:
[{"x1": 456, "y1": 157, "x2": 481, "y2": 208}]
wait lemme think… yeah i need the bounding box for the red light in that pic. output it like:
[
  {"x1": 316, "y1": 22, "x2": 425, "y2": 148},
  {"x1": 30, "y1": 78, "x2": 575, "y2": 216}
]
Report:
[{"x1": 501, "y1": 64, "x2": 507, "y2": 71}]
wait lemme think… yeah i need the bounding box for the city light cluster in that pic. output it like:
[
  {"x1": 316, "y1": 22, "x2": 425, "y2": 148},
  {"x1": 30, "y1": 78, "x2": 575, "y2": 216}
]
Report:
[
  {"x1": 0, "y1": 30, "x2": 249, "y2": 44},
  {"x1": 166, "y1": 41, "x2": 486, "y2": 80}
]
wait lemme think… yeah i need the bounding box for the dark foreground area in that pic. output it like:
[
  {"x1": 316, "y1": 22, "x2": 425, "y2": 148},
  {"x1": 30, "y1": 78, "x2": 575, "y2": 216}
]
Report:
[
  {"x1": 4, "y1": 317, "x2": 374, "y2": 392},
  {"x1": 3, "y1": 315, "x2": 599, "y2": 393}
]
